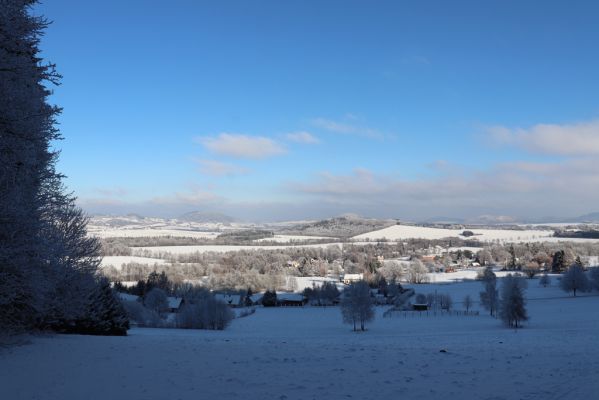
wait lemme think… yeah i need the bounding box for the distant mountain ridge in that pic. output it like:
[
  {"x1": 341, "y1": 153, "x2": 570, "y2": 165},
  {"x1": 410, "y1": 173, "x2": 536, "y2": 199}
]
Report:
[{"x1": 178, "y1": 211, "x2": 236, "y2": 224}]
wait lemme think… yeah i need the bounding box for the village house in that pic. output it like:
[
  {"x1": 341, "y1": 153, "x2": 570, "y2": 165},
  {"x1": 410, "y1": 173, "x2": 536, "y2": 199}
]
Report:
[{"x1": 342, "y1": 273, "x2": 364, "y2": 284}]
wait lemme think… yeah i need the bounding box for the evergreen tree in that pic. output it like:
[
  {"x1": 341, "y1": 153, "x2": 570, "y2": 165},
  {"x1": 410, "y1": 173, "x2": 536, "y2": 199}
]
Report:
[
  {"x1": 262, "y1": 290, "x2": 277, "y2": 307},
  {"x1": 244, "y1": 287, "x2": 254, "y2": 307},
  {"x1": 0, "y1": 0, "x2": 60, "y2": 332},
  {"x1": 551, "y1": 250, "x2": 566, "y2": 273},
  {"x1": 0, "y1": 1, "x2": 129, "y2": 335},
  {"x1": 80, "y1": 278, "x2": 129, "y2": 336}
]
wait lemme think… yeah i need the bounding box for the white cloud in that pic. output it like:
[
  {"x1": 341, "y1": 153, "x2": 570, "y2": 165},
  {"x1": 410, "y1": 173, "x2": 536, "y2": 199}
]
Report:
[
  {"x1": 285, "y1": 131, "x2": 320, "y2": 144},
  {"x1": 311, "y1": 117, "x2": 385, "y2": 139},
  {"x1": 196, "y1": 159, "x2": 248, "y2": 176},
  {"x1": 487, "y1": 120, "x2": 599, "y2": 156},
  {"x1": 289, "y1": 158, "x2": 599, "y2": 219},
  {"x1": 198, "y1": 133, "x2": 286, "y2": 159},
  {"x1": 150, "y1": 189, "x2": 222, "y2": 205}
]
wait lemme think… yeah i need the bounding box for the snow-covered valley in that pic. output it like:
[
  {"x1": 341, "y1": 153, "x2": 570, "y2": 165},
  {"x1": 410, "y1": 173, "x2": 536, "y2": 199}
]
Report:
[{"x1": 3, "y1": 278, "x2": 599, "y2": 400}]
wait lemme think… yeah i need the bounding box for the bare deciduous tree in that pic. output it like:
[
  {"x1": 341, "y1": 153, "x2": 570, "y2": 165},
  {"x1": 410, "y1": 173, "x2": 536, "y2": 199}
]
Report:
[{"x1": 340, "y1": 281, "x2": 374, "y2": 331}]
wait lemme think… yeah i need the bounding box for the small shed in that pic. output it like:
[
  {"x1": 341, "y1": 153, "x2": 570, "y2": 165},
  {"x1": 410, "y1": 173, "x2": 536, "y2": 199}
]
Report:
[{"x1": 277, "y1": 292, "x2": 307, "y2": 307}]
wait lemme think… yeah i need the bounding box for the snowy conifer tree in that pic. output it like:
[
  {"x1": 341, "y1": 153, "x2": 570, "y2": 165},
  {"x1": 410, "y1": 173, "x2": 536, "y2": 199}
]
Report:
[{"x1": 1, "y1": 0, "x2": 128, "y2": 335}]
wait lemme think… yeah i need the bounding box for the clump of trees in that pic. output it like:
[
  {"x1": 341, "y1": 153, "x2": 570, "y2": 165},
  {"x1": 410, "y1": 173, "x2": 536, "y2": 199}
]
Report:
[
  {"x1": 0, "y1": 1, "x2": 127, "y2": 336},
  {"x1": 340, "y1": 281, "x2": 375, "y2": 331},
  {"x1": 407, "y1": 260, "x2": 429, "y2": 284},
  {"x1": 261, "y1": 290, "x2": 277, "y2": 307},
  {"x1": 304, "y1": 282, "x2": 340, "y2": 306},
  {"x1": 176, "y1": 289, "x2": 234, "y2": 331}
]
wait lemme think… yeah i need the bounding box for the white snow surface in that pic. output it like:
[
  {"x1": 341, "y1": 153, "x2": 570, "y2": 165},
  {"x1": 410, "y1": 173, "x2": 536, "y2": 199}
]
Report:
[
  {"x1": 353, "y1": 224, "x2": 555, "y2": 242},
  {"x1": 3, "y1": 278, "x2": 599, "y2": 400},
  {"x1": 89, "y1": 228, "x2": 220, "y2": 239}
]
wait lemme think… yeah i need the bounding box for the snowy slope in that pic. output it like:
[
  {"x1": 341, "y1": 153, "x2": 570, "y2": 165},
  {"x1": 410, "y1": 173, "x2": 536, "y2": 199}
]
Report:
[
  {"x1": 2, "y1": 277, "x2": 599, "y2": 400},
  {"x1": 353, "y1": 224, "x2": 555, "y2": 242}
]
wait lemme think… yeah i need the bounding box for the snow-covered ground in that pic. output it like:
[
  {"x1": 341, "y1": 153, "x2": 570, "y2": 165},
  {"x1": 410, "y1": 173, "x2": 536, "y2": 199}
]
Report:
[
  {"x1": 136, "y1": 243, "x2": 343, "y2": 255},
  {"x1": 99, "y1": 256, "x2": 167, "y2": 270},
  {"x1": 3, "y1": 278, "x2": 599, "y2": 400},
  {"x1": 354, "y1": 224, "x2": 557, "y2": 243},
  {"x1": 89, "y1": 228, "x2": 221, "y2": 239}
]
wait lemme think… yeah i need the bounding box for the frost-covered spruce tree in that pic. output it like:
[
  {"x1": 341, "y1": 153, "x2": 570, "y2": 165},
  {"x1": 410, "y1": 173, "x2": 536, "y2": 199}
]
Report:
[
  {"x1": 0, "y1": 0, "x2": 60, "y2": 332},
  {"x1": 499, "y1": 274, "x2": 528, "y2": 328},
  {"x1": 0, "y1": 0, "x2": 128, "y2": 335}
]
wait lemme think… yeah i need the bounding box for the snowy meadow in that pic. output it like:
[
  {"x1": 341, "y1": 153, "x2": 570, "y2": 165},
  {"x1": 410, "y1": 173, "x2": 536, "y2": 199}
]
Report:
[{"x1": 3, "y1": 277, "x2": 599, "y2": 400}]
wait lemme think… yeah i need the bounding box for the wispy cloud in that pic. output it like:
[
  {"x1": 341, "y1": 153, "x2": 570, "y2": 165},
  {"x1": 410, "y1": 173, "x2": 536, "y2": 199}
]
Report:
[
  {"x1": 196, "y1": 159, "x2": 248, "y2": 176},
  {"x1": 285, "y1": 131, "x2": 320, "y2": 144},
  {"x1": 197, "y1": 133, "x2": 286, "y2": 159},
  {"x1": 94, "y1": 186, "x2": 129, "y2": 197},
  {"x1": 150, "y1": 189, "x2": 223, "y2": 205},
  {"x1": 311, "y1": 117, "x2": 386, "y2": 139},
  {"x1": 486, "y1": 120, "x2": 599, "y2": 156}
]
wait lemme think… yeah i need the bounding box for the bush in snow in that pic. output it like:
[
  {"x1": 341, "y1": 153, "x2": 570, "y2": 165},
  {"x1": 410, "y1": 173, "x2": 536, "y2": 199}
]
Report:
[
  {"x1": 560, "y1": 265, "x2": 590, "y2": 297},
  {"x1": 143, "y1": 288, "x2": 169, "y2": 315},
  {"x1": 340, "y1": 281, "x2": 375, "y2": 331},
  {"x1": 499, "y1": 274, "x2": 528, "y2": 328},
  {"x1": 539, "y1": 273, "x2": 551, "y2": 287},
  {"x1": 176, "y1": 296, "x2": 234, "y2": 330},
  {"x1": 122, "y1": 300, "x2": 163, "y2": 327}
]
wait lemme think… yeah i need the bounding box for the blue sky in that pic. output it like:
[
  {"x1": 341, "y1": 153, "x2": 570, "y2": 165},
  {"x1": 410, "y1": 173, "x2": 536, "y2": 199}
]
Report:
[{"x1": 35, "y1": 0, "x2": 599, "y2": 221}]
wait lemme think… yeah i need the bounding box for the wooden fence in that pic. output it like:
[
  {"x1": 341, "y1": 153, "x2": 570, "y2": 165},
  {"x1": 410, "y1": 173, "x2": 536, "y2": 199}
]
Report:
[{"x1": 383, "y1": 309, "x2": 480, "y2": 318}]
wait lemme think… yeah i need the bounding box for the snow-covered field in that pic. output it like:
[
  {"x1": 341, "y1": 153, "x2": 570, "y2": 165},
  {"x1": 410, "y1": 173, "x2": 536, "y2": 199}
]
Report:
[
  {"x1": 89, "y1": 228, "x2": 221, "y2": 239},
  {"x1": 353, "y1": 224, "x2": 556, "y2": 243},
  {"x1": 3, "y1": 278, "x2": 599, "y2": 400},
  {"x1": 99, "y1": 256, "x2": 167, "y2": 270}
]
